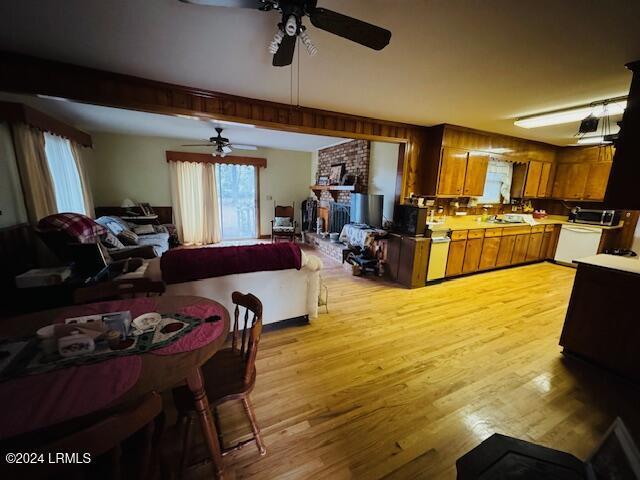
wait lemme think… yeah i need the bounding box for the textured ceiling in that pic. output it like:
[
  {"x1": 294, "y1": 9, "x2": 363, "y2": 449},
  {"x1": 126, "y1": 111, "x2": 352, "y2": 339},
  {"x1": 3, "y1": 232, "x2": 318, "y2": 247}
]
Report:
[{"x1": 1, "y1": 0, "x2": 639, "y2": 145}]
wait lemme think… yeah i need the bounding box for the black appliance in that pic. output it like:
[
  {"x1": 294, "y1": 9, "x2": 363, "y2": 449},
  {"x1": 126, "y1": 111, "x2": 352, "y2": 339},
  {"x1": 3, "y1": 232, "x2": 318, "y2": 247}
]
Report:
[
  {"x1": 569, "y1": 208, "x2": 620, "y2": 226},
  {"x1": 604, "y1": 248, "x2": 637, "y2": 257},
  {"x1": 392, "y1": 204, "x2": 428, "y2": 236}
]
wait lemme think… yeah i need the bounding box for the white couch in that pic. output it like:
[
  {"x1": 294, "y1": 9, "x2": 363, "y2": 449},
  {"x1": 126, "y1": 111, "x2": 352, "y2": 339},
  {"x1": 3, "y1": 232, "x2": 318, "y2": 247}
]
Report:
[{"x1": 144, "y1": 250, "x2": 323, "y2": 326}]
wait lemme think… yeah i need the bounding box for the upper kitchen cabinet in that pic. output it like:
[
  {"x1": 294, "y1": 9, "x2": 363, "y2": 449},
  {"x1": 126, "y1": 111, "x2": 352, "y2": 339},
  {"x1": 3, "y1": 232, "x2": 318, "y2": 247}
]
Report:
[
  {"x1": 523, "y1": 161, "x2": 543, "y2": 197},
  {"x1": 438, "y1": 147, "x2": 468, "y2": 196},
  {"x1": 552, "y1": 146, "x2": 613, "y2": 201},
  {"x1": 537, "y1": 161, "x2": 553, "y2": 197},
  {"x1": 463, "y1": 153, "x2": 489, "y2": 196},
  {"x1": 420, "y1": 124, "x2": 556, "y2": 198}
]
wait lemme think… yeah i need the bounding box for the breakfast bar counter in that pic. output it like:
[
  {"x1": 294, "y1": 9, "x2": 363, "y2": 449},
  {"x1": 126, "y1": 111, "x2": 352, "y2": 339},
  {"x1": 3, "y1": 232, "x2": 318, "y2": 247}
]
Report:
[{"x1": 559, "y1": 254, "x2": 640, "y2": 383}]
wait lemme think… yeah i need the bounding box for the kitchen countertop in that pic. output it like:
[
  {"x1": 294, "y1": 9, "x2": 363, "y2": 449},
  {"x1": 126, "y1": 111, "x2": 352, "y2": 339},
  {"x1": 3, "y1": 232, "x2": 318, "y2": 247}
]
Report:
[
  {"x1": 427, "y1": 215, "x2": 623, "y2": 231},
  {"x1": 574, "y1": 254, "x2": 640, "y2": 275}
]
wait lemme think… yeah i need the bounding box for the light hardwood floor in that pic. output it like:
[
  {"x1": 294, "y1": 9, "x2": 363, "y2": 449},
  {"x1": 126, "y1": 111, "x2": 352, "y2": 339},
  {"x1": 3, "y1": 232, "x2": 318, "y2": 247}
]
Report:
[{"x1": 185, "y1": 255, "x2": 640, "y2": 479}]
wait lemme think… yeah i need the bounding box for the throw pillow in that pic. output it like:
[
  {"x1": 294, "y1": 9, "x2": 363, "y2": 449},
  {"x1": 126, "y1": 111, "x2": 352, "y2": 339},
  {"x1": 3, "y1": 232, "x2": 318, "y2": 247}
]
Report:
[
  {"x1": 117, "y1": 230, "x2": 139, "y2": 245},
  {"x1": 274, "y1": 216, "x2": 292, "y2": 227},
  {"x1": 101, "y1": 231, "x2": 125, "y2": 250},
  {"x1": 133, "y1": 224, "x2": 155, "y2": 235}
]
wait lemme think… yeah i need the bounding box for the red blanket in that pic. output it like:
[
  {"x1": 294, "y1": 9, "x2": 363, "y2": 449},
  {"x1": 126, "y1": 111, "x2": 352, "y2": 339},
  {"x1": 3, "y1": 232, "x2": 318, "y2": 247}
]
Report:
[{"x1": 161, "y1": 242, "x2": 302, "y2": 285}]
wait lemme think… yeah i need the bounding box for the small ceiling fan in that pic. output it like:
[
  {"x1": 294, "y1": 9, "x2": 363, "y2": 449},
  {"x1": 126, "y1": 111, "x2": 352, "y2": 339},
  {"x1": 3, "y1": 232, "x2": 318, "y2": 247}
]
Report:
[
  {"x1": 179, "y1": 0, "x2": 392, "y2": 66},
  {"x1": 182, "y1": 127, "x2": 258, "y2": 157}
]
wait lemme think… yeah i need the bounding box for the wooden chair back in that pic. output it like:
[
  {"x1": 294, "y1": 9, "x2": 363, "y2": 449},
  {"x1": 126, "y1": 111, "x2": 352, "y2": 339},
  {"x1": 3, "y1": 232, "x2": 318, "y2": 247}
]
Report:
[
  {"x1": 73, "y1": 278, "x2": 166, "y2": 304},
  {"x1": 230, "y1": 291, "x2": 263, "y2": 385},
  {"x1": 274, "y1": 204, "x2": 295, "y2": 220}
]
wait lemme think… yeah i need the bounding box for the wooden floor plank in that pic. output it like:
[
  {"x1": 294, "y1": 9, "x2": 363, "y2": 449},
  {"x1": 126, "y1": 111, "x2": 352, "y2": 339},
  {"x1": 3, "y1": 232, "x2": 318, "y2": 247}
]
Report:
[{"x1": 183, "y1": 255, "x2": 640, "y2": 479}]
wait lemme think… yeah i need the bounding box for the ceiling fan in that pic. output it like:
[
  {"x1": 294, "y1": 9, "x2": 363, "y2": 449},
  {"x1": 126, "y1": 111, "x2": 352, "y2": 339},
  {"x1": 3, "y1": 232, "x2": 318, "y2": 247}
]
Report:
[
  {"x1": 181, "y1": 127, "x2": 258, "y2": 157},
  {"x1": 179, "y1": 0, "x2": 392, "y2": 67}
]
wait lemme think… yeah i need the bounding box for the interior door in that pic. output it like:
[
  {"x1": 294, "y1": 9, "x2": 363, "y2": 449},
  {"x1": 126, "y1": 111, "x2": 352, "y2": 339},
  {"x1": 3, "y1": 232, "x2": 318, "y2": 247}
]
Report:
[{"x1": 216, "y1": 163, "x2": 258, "y2": 240}]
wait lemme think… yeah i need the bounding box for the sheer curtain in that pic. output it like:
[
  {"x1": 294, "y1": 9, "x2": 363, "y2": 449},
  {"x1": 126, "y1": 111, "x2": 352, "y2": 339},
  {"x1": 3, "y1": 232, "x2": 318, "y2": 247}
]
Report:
[
  {"x1": 70, "y1": 142, "x2": 95, "y2": 217},
  {"x1": 43, "y1": 132, "x2": 86, "y2": 215},
  {"x1": 11, "y1": 123, "x2": 57, "y2": 223},
  {"x1": 170, "y1": 161, "x2": 221, "y2": 245}
]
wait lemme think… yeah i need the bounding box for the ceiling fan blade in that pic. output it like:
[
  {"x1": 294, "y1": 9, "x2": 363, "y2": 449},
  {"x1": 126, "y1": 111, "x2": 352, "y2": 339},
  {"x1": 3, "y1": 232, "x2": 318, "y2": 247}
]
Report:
[
  {"x1": 230, "y1": 144, "x2": 258, "y2": 151},
  {"x1": 273, "y1": 34, "x2": 297, "y2": 67},
  {"x1": 309, "y1": 8, "x2": 391, "y2": 50},
  {"x1": 178, "y1": 0, "x2": 262, "y2": 8},
  {"x1": 222, "y1": 146, "x2": 233, "y2": 154}
]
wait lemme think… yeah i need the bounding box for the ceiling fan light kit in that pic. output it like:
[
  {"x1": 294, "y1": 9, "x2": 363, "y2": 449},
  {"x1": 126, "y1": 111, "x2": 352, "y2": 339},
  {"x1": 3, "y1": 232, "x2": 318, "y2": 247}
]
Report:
[{"x1": 180, "y1": 0, "x2": 391, "y2": 66}]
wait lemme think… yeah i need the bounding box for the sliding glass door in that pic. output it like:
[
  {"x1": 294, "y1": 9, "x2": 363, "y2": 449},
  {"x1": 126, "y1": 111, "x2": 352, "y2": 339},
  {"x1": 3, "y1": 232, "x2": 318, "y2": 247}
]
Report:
[{"x1": 215, "y1": 163, "x2": 258, "y2": 240}]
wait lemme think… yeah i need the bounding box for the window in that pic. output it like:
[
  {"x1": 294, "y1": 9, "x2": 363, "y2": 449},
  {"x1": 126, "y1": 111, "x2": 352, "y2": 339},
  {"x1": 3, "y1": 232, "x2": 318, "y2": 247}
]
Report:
[
  {"x1": 475, "y1": 159, "x2": 513, "y2": 204},
  {"x1": 43, "y1": 132, "x2": 86, "y2": 215},
  {"x1": 215, "y1": 163, "x2": 258, "y2": 239}
]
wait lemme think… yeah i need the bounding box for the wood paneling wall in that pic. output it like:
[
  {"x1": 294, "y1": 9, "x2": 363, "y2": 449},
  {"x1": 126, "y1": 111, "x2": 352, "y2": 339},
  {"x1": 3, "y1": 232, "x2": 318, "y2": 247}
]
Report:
[
  {"x1": 0, "y1": 51, "x2": 429, "y2": 200},
  {"x1": 556, "y1": 145, "x2": 614, "y2": 163}
]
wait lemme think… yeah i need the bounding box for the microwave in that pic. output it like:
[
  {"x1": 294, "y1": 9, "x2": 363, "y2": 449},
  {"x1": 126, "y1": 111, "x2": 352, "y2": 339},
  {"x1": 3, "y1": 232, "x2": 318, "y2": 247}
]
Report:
[
  {"x1": 393, "y1": 204, "x2": 428, "y2": 236},
  {"x1": 569, "y1": 208, "x2": 620, "y2": 226}
]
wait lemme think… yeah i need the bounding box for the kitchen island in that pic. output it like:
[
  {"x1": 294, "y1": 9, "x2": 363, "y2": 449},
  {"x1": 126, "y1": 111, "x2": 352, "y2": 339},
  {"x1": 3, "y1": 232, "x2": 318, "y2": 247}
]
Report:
[{"x1": 559, "y1": 254, "x2": 640, "y2": 383}]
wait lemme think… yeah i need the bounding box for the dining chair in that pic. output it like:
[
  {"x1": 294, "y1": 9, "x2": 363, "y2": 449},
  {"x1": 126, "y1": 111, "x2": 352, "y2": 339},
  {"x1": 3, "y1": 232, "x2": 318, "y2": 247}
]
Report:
[
  {"x1": 73, "y1": 278, "x2": 166, "y2": 304},
  {"x1": 172, "y1": 291, "x2": 265, "y2": 476},
  {"x1": 1, "y1": 392, "x2": 163, "y2": 480}
]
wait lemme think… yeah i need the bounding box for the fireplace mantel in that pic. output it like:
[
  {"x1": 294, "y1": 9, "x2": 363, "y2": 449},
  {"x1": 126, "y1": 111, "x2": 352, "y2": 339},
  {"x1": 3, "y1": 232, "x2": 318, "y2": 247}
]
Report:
[{"x1": 310, "y1": 185, "x2": 358, "y2": 202}]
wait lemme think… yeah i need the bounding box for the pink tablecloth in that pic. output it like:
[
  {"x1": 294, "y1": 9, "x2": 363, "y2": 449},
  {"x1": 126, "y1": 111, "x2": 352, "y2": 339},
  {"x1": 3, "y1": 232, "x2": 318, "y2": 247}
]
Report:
[{"x1": 0, "y1": 298, "x2": 226, "y2": 440}]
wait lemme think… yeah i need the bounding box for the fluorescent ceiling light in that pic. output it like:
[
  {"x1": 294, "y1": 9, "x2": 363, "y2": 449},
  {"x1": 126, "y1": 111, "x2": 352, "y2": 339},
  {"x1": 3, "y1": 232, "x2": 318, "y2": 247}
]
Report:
[
  {"x1": 515, "y1": 99, "x2": 627, "y2": 129},
  {"x1": 36, "y1": 94, "x2": 70, "y2": 102},
  {"x1": 175, "y1": 114, "x2": 201, "y2": 121},
  {"x1": 576, "y1": 136, "x2": 612, "y2": 145}
]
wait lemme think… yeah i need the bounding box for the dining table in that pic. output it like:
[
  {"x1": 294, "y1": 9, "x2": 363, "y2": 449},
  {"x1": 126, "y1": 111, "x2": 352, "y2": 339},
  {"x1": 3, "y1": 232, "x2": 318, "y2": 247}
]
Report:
[{"x1": 0, "y1": 295, "x2": 230, "y2": 479}]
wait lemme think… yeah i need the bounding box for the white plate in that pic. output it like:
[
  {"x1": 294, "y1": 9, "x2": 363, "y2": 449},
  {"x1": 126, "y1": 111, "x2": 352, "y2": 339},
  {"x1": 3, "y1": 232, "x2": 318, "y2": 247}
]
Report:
[{"x1": 132, "y1": 312, "x2": 162, "y2": 332}]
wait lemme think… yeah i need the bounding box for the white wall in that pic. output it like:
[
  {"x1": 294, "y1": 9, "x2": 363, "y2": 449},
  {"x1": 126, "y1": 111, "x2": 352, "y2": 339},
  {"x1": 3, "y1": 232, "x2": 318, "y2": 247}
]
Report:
[
  {"x1": 86, "y1": 132, "x2": 311, "y2": 236},
  {"x1": 368, "y1": 141, "x2": 399, "y2": 223},
  {"x1": 0, "y1": 122, "x2": 28, "y2": 227}
]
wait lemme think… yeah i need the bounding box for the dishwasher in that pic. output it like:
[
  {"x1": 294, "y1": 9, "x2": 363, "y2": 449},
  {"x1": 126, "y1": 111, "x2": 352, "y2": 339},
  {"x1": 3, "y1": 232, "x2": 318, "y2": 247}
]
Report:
[
  {"x1": 426, "y1": 227, "x2": 451, "y2": 282},
  {"x1": 554, "y1": 224, "x2": 603, "y2": 266}
]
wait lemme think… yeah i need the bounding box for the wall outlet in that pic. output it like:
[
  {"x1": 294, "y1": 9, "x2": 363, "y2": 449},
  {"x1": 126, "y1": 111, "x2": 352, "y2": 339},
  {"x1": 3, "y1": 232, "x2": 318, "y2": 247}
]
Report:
[{"x1": 266, "y1": 195, "x2": 273, "y2": 201}]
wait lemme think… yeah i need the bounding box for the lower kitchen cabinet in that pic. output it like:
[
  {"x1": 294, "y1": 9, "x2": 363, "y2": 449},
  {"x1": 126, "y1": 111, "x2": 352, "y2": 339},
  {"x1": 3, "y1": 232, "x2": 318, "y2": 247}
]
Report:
[
  {"x1": 496, "y1": 235, "x2": 516, "y2": 267},
  {"x1": 446, "y1": 240, "x2": 466, "y2": 277},
  {"x1": 386, "y1": 234, "x2": 431, "y2": 288},
  {"x1": 478, "y1": 237, "x2": 500, "y2": 270},
  {"x1": 526, "y1": 232, "x2": 543, "y2": 261},
  {"x1": 512, "y1": 234, "x2": 530, "y2": 264},
  {"x1": 462, "y1": 238, "x2": 483, "y2": 273}
]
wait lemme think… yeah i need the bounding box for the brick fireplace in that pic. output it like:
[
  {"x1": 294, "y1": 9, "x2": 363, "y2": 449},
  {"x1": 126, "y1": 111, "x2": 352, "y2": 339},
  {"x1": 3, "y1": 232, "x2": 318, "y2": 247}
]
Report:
[{"x1": 314, "y1": 140, "x2": 370, "y2": 232}]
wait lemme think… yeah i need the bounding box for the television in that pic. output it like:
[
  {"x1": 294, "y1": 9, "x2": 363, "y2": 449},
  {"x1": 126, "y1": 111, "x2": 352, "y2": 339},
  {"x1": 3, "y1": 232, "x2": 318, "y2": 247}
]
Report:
[{"x1": 350, "y1": 193, "x2": 383, "y2": 228}]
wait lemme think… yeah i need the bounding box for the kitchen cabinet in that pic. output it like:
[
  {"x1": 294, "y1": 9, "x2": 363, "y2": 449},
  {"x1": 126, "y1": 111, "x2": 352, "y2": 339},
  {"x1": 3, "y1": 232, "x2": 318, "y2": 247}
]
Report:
[
  {"x1": 540, "y1": 225, "x2": 560, "y2": 259},
  {"x1": 463, "y1": 153, "x2": 489, "y2": 197},
  {"x1": 438, "y1": 147, "x2": 468, "y2": 196},
  {"x1": 526, "y1": 232, "x2": 543, "y2": 261},
  {"x1": 387, "y1": 234, "x2": 431, "y2": 288},
  {"x1": 496, "y1": 235, "x2": 516, "y2": 267},
  {"x1": 537, "y1": 162, "x2": 553, "y2": 197},
  {"x1": 583, "y1": 162, "x2": 612, "y2": 200},
  {"x1": 446, "y1": 240, "x2": 466, "y2": 277},
  {"x1": 478, "y1": 237, "x2": 500, "y2": 270},
  {"x1": 512, "y1": 234, "x2": 530, "y2": 264},
  {"x1": 523, "y1": 161, "x2": 543, "y2": 198},
  {"x1": 462, "y1": 238, "x2": 483, "y2": 273},
  {"x1": 552, "y1": 163, "x2": 590, "y2": 199}
]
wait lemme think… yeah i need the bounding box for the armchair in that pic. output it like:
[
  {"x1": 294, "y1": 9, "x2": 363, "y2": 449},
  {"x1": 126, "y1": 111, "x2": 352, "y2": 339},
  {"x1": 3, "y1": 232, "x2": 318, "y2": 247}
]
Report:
[{"x1": 271, "y1": 204, "x2": 297, "y2": 243}]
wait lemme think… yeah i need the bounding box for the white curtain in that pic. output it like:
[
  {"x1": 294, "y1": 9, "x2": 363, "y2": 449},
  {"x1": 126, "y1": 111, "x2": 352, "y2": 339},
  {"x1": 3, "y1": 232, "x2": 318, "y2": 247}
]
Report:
[
  {"x1": 70, "y1": 142, "x2": 95, "y2": 218},
  {"x1": 43, "y1": 132, "x2": 87, "y2": 215},
  {"x1": 170, "y1": 161, "x2": 221, "y2": 245},
  {"x1": 11, "y1": 123, "x2": 57, "y2": 223}
]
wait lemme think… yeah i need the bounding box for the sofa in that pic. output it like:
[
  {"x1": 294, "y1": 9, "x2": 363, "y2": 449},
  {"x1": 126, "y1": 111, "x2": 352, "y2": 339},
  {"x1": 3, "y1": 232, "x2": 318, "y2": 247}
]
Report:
[
  {"x1": 95, "y1": 216, "x2": 170, "y2": 257},
  {"x1": 145, "y1": 243, "x2": 323, "y2": 326}
]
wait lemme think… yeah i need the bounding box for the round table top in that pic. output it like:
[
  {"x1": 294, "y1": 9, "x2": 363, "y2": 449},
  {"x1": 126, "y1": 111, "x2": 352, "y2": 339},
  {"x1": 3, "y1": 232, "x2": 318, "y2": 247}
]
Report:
[{"x1": 0, "y1": 295, "x2": 230, "y2": 439}]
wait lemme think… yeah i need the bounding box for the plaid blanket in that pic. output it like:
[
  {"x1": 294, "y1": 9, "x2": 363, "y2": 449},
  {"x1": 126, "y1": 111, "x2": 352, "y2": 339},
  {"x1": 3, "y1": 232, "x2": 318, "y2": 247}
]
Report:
[{"x1": 37, "y1": 213, "x2": 107, "y2": 243}]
